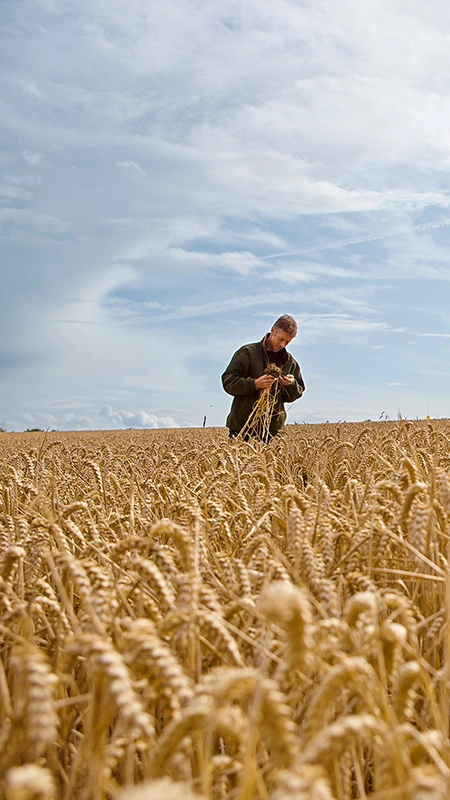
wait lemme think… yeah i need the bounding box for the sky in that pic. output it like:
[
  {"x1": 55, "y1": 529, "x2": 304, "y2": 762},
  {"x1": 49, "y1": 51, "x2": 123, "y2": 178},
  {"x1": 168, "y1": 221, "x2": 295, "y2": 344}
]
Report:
[{"x1": 1, "y1": 0, "x2": 450, "y2": 432}]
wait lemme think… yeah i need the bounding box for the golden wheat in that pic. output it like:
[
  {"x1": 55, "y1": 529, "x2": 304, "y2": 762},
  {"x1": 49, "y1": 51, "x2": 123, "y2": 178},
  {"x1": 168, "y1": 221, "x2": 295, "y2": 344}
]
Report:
[{"x1": 1, "y1": 419, "x2": 450, "y2": 798}]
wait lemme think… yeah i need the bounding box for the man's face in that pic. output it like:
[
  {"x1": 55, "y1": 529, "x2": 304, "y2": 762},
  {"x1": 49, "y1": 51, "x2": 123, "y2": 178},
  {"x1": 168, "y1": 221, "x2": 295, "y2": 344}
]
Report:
[{"x1": 267, "y1": 326, "x2": 294, "y2": 352}]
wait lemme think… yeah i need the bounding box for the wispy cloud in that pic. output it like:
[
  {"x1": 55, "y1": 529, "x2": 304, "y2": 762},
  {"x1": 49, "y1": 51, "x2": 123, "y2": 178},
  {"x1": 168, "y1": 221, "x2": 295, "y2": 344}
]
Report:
[
  {"x1": 415, "y1": 332, "x2": 450, "y2": 338},
  {"x1": 16, "y1": 80, "x2": 48, "y2": 100},
  {"x1": 257, "y1": 217, "x2": 450, "y2": 262},
  {"x1": 115, "y1": 160, "x2": 147, "y2": 177},
  {"x1": 0, "y1": 208, "x2": 69, "y2": 235},
  {"x1": 22, "y1": 150, "x2": 46, "y2": 166},
  {"x1": 0, "y1": 183, "x2": 33, "y2": 202}
]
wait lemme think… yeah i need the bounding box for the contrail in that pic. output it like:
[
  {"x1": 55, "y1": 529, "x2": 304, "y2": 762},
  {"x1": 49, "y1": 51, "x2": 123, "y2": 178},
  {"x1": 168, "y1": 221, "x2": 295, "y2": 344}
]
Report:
[{"x1": 256, "y1": 218, "x2": 450, "y2": 261}]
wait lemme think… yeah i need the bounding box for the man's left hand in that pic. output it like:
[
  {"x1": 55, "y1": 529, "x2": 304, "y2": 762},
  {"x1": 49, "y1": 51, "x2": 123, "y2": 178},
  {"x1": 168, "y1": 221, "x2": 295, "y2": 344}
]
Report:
[{"x1": 279, "y1": 374, "x2": 295, "y2": 386}]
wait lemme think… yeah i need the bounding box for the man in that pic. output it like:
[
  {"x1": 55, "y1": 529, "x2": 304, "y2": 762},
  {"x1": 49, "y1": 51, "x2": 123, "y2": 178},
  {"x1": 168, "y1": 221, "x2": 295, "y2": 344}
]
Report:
[{"x1": 222, "y1": 315, "x2": 305, "y2": 440}]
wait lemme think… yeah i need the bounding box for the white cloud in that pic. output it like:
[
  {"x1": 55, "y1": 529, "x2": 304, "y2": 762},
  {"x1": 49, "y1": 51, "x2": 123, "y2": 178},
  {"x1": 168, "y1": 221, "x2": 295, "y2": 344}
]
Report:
[
  {"x1": 56, "y1": 265, "x2": 138, "y2": 324},
  {"x1": 22, "y1": 150, "x2": 45, "y2": 165},
  {"x1": 257, "y1": 217, "x2": 450, "y2": 261},
  {"x1": 167, "y1": 247, "x2": 258, "y2": 276},
  {"x1": 115, "y1": 160, "x2": 147, "y2": 177},
  {"x1": 296, "y1": 314, "x2": 388, "y2": 343},
  {"x1": 6, "y1": 404, "x2": 180, "y2": 433},
  {"x1": 0, "y1": 208, "x2": 69, "y2": 235},
  {"x1": 4, "y1": 172, "x2": 43, "y2": 187},
  {"x1": 0, "y1": 183, "x2": 33, "y2": 202},
  {"x1": 262, "y1": 264, "x2": 359, "y2": 284},
  {"x1": 17, "y1": 80, "x2": 48, "y2": 100},
  {"x1": 416, "y1": 332, "x2": 450, "y2": 338},
  {"x1": 100, "y1": 405, "x2": 178, "y2": 429}
]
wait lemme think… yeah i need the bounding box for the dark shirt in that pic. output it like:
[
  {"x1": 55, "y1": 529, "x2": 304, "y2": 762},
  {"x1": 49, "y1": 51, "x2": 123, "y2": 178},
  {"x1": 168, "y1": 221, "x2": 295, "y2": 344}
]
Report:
[{"x1": 266, "y1": 347, "x2": 286, "y2": 366}]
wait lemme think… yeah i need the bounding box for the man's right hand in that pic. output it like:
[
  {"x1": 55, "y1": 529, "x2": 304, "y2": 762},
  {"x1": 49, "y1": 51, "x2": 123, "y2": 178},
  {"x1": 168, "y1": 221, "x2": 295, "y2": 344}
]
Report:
[{"x1": 254, "y1": 374, "x2": 277, "y2": 389}]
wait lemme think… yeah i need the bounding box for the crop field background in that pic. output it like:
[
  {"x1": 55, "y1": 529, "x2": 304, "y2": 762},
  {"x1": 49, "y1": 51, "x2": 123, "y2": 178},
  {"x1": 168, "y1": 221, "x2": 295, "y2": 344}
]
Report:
[{"x1": 1, "y1": 420, "x2": 450, "y2": 800}]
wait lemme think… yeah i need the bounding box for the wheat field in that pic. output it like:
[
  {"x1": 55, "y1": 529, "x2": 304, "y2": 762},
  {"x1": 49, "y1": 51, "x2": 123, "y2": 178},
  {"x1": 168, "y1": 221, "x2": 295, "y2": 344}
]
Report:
[{"x1": 1, "y1": 420, "x2": 450, "y2": 800}]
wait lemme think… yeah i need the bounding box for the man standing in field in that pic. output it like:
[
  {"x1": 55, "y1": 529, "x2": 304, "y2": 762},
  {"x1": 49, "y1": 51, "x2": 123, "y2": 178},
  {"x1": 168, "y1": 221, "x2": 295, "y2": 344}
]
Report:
[{"x1": 222, "y1": 314, "x2": 305, "y2": 440}]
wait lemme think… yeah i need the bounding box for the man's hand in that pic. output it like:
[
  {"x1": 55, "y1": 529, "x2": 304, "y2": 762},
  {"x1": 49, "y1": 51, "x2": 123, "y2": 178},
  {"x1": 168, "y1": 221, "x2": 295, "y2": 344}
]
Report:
[
  {"x1": 279, "y1": 374, "x2": 295, "y2": 387},
  {"x1": 254, "y1": 374, "x2": 277, "y2": 389}
]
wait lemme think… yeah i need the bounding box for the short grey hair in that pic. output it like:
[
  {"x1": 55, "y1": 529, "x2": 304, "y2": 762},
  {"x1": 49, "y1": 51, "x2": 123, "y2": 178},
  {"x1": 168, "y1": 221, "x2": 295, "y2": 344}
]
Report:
[{"x1": 273, "y1": 314, "x2": 297, "y2": 337}]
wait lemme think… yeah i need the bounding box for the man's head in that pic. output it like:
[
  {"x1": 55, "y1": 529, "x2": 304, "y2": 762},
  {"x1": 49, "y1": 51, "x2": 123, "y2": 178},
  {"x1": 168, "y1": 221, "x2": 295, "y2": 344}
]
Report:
[{"x1": 266, "y1": 314, "x2": 297, "y2": 352}]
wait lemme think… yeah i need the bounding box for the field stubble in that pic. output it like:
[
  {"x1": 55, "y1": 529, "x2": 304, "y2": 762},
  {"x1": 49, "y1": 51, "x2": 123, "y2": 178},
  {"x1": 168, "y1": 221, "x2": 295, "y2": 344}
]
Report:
[{"x1": 1, "y1": 420, "x2": 450, "y2": 799}]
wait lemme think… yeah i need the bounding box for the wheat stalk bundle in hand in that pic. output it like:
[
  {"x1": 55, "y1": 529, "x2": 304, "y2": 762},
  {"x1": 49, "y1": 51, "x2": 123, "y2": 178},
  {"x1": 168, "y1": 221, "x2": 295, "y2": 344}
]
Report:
[{"x1": 239, "y1": 364, "x2": 282, "y2": 442}]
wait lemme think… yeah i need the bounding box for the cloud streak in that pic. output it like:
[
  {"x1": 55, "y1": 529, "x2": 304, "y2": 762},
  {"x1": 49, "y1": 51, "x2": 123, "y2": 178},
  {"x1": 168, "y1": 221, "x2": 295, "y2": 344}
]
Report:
[{"x1": 257, "y1": 217, "x2": 450, "y2": 261}]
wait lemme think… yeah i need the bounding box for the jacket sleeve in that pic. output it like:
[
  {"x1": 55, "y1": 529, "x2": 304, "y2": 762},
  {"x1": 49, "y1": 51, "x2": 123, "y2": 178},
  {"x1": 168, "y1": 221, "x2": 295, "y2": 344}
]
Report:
[
  {"x1": 280, "y1": 359, "x2": 305, "y2": 403},
  {"x1": 222, "y1": 347, "x2": 257, "y2": 396}
]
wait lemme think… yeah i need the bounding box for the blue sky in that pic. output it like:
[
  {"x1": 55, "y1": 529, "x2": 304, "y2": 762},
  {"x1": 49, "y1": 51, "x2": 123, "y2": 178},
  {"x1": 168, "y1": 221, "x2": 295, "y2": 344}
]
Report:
[{"x1": 1, "y1": 0, "x2": 450, "y2": 431}]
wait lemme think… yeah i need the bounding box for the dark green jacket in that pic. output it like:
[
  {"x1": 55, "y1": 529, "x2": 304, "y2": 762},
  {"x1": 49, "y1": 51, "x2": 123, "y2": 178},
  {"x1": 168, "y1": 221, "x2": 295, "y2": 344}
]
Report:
[{"x1": 222, "y1": 335, "x2": 305, "y2": 436}]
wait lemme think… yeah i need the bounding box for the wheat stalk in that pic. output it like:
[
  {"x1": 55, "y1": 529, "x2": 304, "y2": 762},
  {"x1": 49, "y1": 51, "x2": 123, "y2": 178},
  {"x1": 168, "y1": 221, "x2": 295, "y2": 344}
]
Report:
[
  {"x1": 239, "y1": 364, "x2": 282, "y2": 443},
  {"x1": 1, "y1": 420, "x2": 450, "y2": 797}
]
